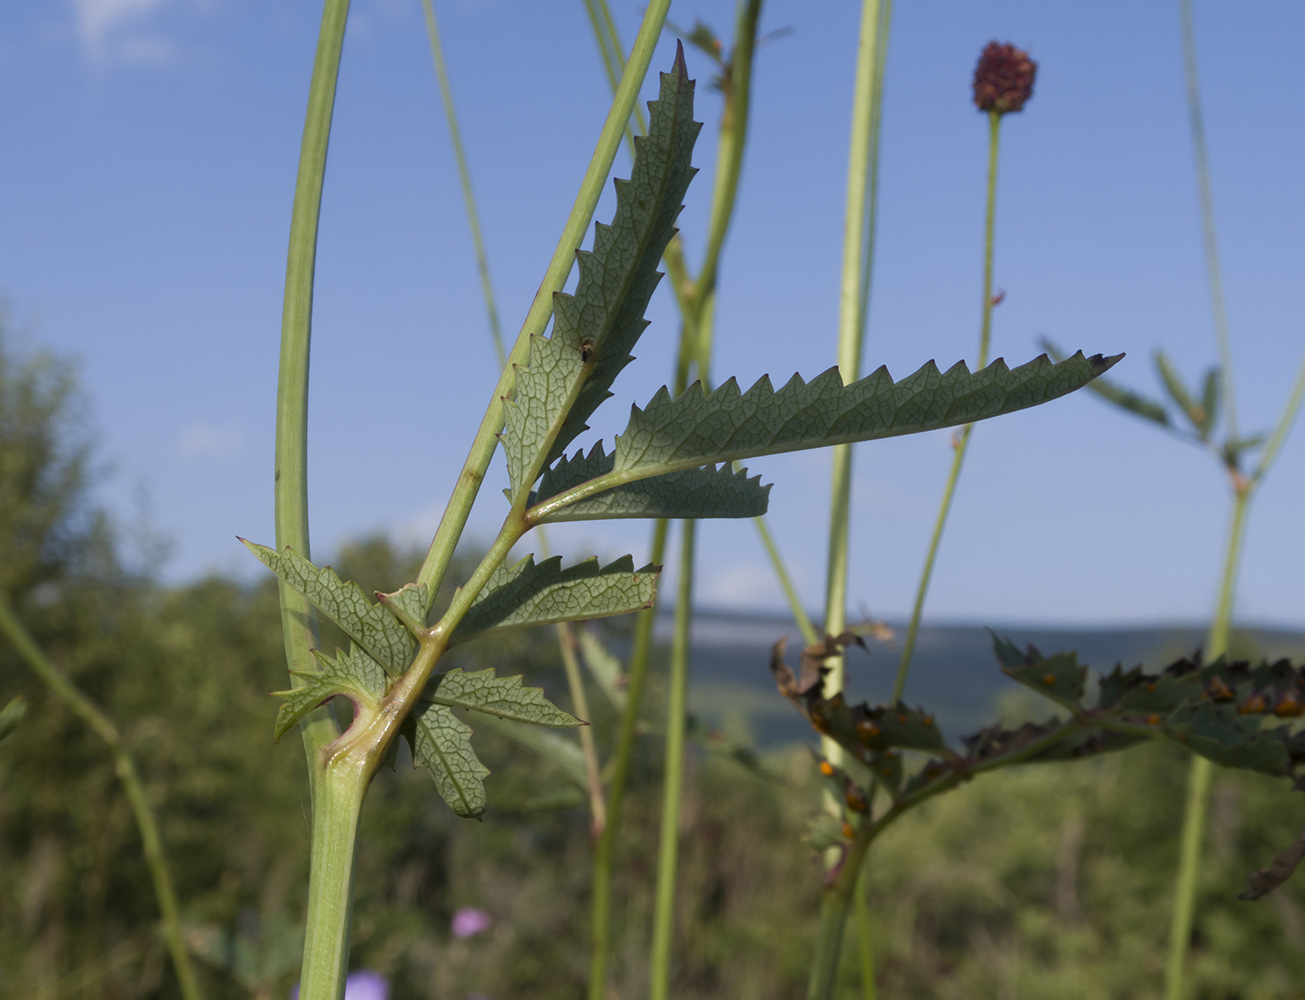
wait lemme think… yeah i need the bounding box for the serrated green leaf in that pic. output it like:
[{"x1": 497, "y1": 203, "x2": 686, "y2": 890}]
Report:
[
  {"x1": 1198, "y1": 367, "x2": 1219, "y2": 440},
  {"x1": 805, "y1": 812, "x2": 848, "y2": 853},
  {"x1": 533, "y1": 442, "x2": 769, "y2": 521},
  {"x1": 378, "y1": 582, "x2": 429, "y2": 633},
  {"x1": 578, "y1": 627, "x2": 627, "y2": 711},
  {"x1": 612, "y1": 352, "x2": 1120, "y2": 480},
  {"x1": 270, "y1": 645, "x2": 388, "y2": 741},
  {"x1": 1042, "y1": 336, "x2": 1170, "y2": 427},
  {"x1": 449, "y1": 554, "x2": 658, "y2": 645},
  {"x1": 999, "y1": 647, "x2": 1088, "y2": 711},
  {"x1": 1154, "y1": 349, "x2": 1198, "y2": 424},
  {"x1": 424, "y1": 667, "x2": 581, "y2": 727},
  {"x1": 854, "y1": 704, "x2": 947, "y2": 753},
  {"x1": 500, "y1": 54, "x2": 701, "y2": 497},
  {"x1": 1166, "y1": 700, "x2": 1291, "y2": 775},
  {"x1": 408, "y1": 701, "x2": 489, "y2": 819},
  {"x1": 0, "y1": 695, "x2": 27, "y2": 745},
  {"x1": 242, "y1": 540, "x2": 413, "y2": 675}
]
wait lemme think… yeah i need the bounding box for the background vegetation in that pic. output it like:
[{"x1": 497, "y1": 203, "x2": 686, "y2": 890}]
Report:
[{"x1": 3, "y1": 328, "x2": 1305, "y2": 999}]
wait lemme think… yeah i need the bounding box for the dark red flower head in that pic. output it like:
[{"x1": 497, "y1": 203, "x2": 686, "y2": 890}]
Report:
[{"x1": 973, "y1": 42, "x2": 1037, "y2": 114}]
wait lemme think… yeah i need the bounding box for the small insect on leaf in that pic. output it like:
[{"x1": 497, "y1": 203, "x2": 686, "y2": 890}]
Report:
[{"x1": 580, "y1": 338, "x2": 595, "y2": 363}]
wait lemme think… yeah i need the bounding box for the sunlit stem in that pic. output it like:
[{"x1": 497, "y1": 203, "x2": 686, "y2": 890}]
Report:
[
  {"x1": 0, "y1": 596, "x2": 204, "y2": 1000},
  {"x1": 892, "y1": 109, "x2": 1000, "y2": 702},
  {"x1": 821, "y1": 0, "x2": 884, "y2": 776},
  {"x1": 414, "y1": 0, "x2": 673, "y2": 606}
]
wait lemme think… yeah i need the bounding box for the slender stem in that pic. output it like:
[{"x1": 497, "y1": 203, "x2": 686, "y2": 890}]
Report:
[
  {"x1": 808, "y1": 825, "x2": 874, "y2": 1000},
  {"x1": 1179, "y1": 0, "x2": 1238, "y2": 442},
  {"x1": 853, "y1": 861, "x2": 877, "y2": 1000},
  {"x1": 557, "y1": 620, "x2": 607, "y2": 835},
  {"x1": 588, "y1": 519, "x2": 670, "y2": 1000},
  {"x1": 276, "y1": 0, "x2": 353, "y2": 780},
  {"x1": 753, "y1": 514, "x2": 819, "y2": 645},
  {"x1": 298, "y1": 757, "x2": 369, "y2": 1000},
  {"x1": 892, "y1": 110, "x2": 1001, "y2": 703},
  {"x1": 821, "y1": 0, "x2": 884, "y2": 775},
  {"x1": 414, "y1": 0, "x2": 673, "y2": 605},
  {"x1": 1164, "y1": 485, "x2": 1250, "y2": 1000},
  {"x1": 0, "y1": 596, "x2": 203, "y2": 1000},
  {"x1": 649, "y1": 521, "x2": 696, "y2": 1000},
  {"x1": 856, "y1": 0, "x2": 894, "y2": 344},
  {"x1": 420, "y1": 0, "x2": 506, "y2": 368},
  {"x1": 1252, "y1": 342, "x2": 1305, "y2": 485}
]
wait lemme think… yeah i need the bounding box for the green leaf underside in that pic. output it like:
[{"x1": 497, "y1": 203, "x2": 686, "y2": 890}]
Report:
[
  {"x1": 270, "y1": 645, "x2": 388, "y2": 741},
  {"x1": 379, "y1": 582, "x2": 429, "y2": 633},
  {"x1": 501, "y1": 52, "x2": 701, "y2": 498},
  {"x1": 533, "y1": 442, "x2": 769, "y2": 521},
  {"x1": 423, "y1": 667, "x2": 581, "y2": 727},
  {"x1": 449, "y1": 555, "x2": 658, "y2": 646},
  {"x1": 242, "y1": 541, "x2": 414, "y2": 675},
  {"x1": 407, "y1": 701, "x2": 489, "y2": 819},
  {"x1": 611, "y1": 352, "x2": 1121, "y2": 479}
]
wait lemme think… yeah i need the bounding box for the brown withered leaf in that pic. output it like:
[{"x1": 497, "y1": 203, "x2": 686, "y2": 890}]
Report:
[{"x1": 1241, "y1": 824, "x2": 1305, "y2": 900}]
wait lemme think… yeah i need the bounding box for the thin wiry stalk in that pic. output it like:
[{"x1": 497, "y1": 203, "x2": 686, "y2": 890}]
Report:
[
  {"x1": 421, "y1": 0, "x2": 605, "y2": 832},
  {"x1": 1179, "y1": 0, "x2": 1237, "y2": 441},
  {"x1": 892, "y1": 109, "x2": 1000, "y2": 702},
  {"x1": 420, "y1": 0, "x2": 506, "y2": 367},
  {"x1": 0, "y1": 595, "x2": 203, "y2": 1000}
]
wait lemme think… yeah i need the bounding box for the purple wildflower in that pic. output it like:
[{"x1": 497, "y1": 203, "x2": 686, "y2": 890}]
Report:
[{"x1": 451, "y1": 907, "x2": 493, "y2": 939}]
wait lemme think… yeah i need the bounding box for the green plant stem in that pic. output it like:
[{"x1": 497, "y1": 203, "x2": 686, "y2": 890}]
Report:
[
  {"x1": 414, "y1": 0, "x2": 673, "y2": 606},
  {"x1": 0, "y1": 595, "x2": 202, "y2": 1000},
  {"x1": 649, "y1": 520, "x2": 696, "y2": 1000},
  {"x1": 277, "y1": 0, "x2": 352, "y2": 777},
  {"x1": 588, "y1": 518, "x2": 669, "y2": 1000},
  {"x1": 420, "y1": 0, "x2": 506, "y2": 368},
  {"x1": 821, "y1": 0, "x2": 884, "y2": 775},
  {"x1": 808, "y1": 826, "x2": 874, "y2": 1000},
  {"x1": 421, "y1": 1, "x2": 605, "y2": 835},
  {"x1": 853, "y1": 863, "x2": 877, "y2": 1000},
  {"x1": 298, "y1": 756, "x2": 369, "y2": 1000},
  {"x1": 1251, "y1": 343, "x2": 1305, "y2": 485},
  {"x1": 754, "y1": 515, "x2": 819, "y2": 645},
  {"x1": 1164, "y1": 485, "x2": 1249, "y2": 1000},
  {"x1": 892, "y1": 109, "x2": 1001, "y2": 702},
  {"x1": 1179, "y1": 0, "x2": 1237, "y2": 442}
]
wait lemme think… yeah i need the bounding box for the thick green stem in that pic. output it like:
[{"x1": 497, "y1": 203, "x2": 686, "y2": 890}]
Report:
[
  {"x1": 420, "y1": 0, "x2": 506, "y2": 368},
  {"x1": 808, "y1": 827, "x2": 874, "y2": 1000},
  {"x1": 1164, "y1": 485, "x2": 1250, "y2": 999},
  {"x1": 821, "y1": 0, "x2": 884, "y2": 774},
  {"x1": 414, "y1": 0, "x2": 673, "y2": 605},
  {"x1": 893, "y1": 110, "x2": 1000, "y2": 702},
  {"x1": 649, "y1": 521, "x2": 696, "y2": 1000},
  {"x1": 277, "y1": 0, "x2": 353, "y2": 779},
  {"x1": 298, "y1": 757, "x2": 369, "y2": 1000},
  {"x1": 0, "y1": 596, "x2": 203, "y2": 1000}
]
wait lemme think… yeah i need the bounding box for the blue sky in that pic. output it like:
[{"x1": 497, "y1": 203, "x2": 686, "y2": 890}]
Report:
[{"x1": 3, "y1": 1, "x2": 1305, "y2": 627}]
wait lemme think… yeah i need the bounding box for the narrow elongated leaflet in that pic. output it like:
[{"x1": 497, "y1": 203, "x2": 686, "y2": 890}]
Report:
[
  {"x1": 533, "y1": 442, "x2": 768, "y2": 521},
  {"x1": 612, "y1": 352, "x2": 1120, "y2": 480},
  {"x1": 449, "y1": 554, "x2": 658, "y2": 645},
  {"x1": 501, "y1": 47, "x2": 701, "y2": 497},
  {"x1": 242, "y1": 540, "x2": 414, "y2": 675},
  {"x1": 405, "y1": 702, "x2": 490, "y2": 819}
]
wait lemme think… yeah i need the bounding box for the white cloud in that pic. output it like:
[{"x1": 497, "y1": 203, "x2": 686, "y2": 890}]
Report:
[
  {"x1": 698, "y1": 562, "x2": 784, "y2": 611},
  {"x1": 72, "y1": 0, "x2": 173, "y2": 62},
  {"x1": 177, "y1": 422, "x2": 242, "y2": 461}
]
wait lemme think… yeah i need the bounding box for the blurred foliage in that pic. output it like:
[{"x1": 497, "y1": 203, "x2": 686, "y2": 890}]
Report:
[{"x1": 4, "y1": 332, "x2": 1305, "y2": 998}]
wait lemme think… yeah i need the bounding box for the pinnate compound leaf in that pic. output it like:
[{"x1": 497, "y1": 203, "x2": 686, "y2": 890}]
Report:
[
  {"x1": 613, "y1": 352, "x2": 1121, "y2": 478},
  {"x1": 377, "y1": 582, "x2": 429, "y2": 633},
  {"x1": 449, "y1": 555, "x2": 658, "y2": 645},
  {"x1": 500, "y1": 49, "x2": 701, "y2": 497},
  {"x1": 1155, "y1": 350, "x2": 1199, "y2": 424},
  {"x1": 424, "y1": 667, "x2": 581, "y2": 727},
  {"x1": 407, "y1": 701, "x2": 489, "y2": 819},
  {"x1": 241, "y1": 540, "x2": 414, "y2": 675},
  {"x1": 534, "y1": 442, "x2": 769, "y2": 521},
  {"x1": 1198, "y1": 367, "x2": 1219, "y2": 440},
  {"x1": 270, "y1": 645, "x2": 389, "y2": 741},
  {"x1": 995, "y1": 637, "x2": 1088, "y2": 710}
]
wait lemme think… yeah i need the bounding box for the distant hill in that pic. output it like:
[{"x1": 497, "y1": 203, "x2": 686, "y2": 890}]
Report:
[{"x1": 653, "y1": 611, "x2": 1305, "y2": 747}]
